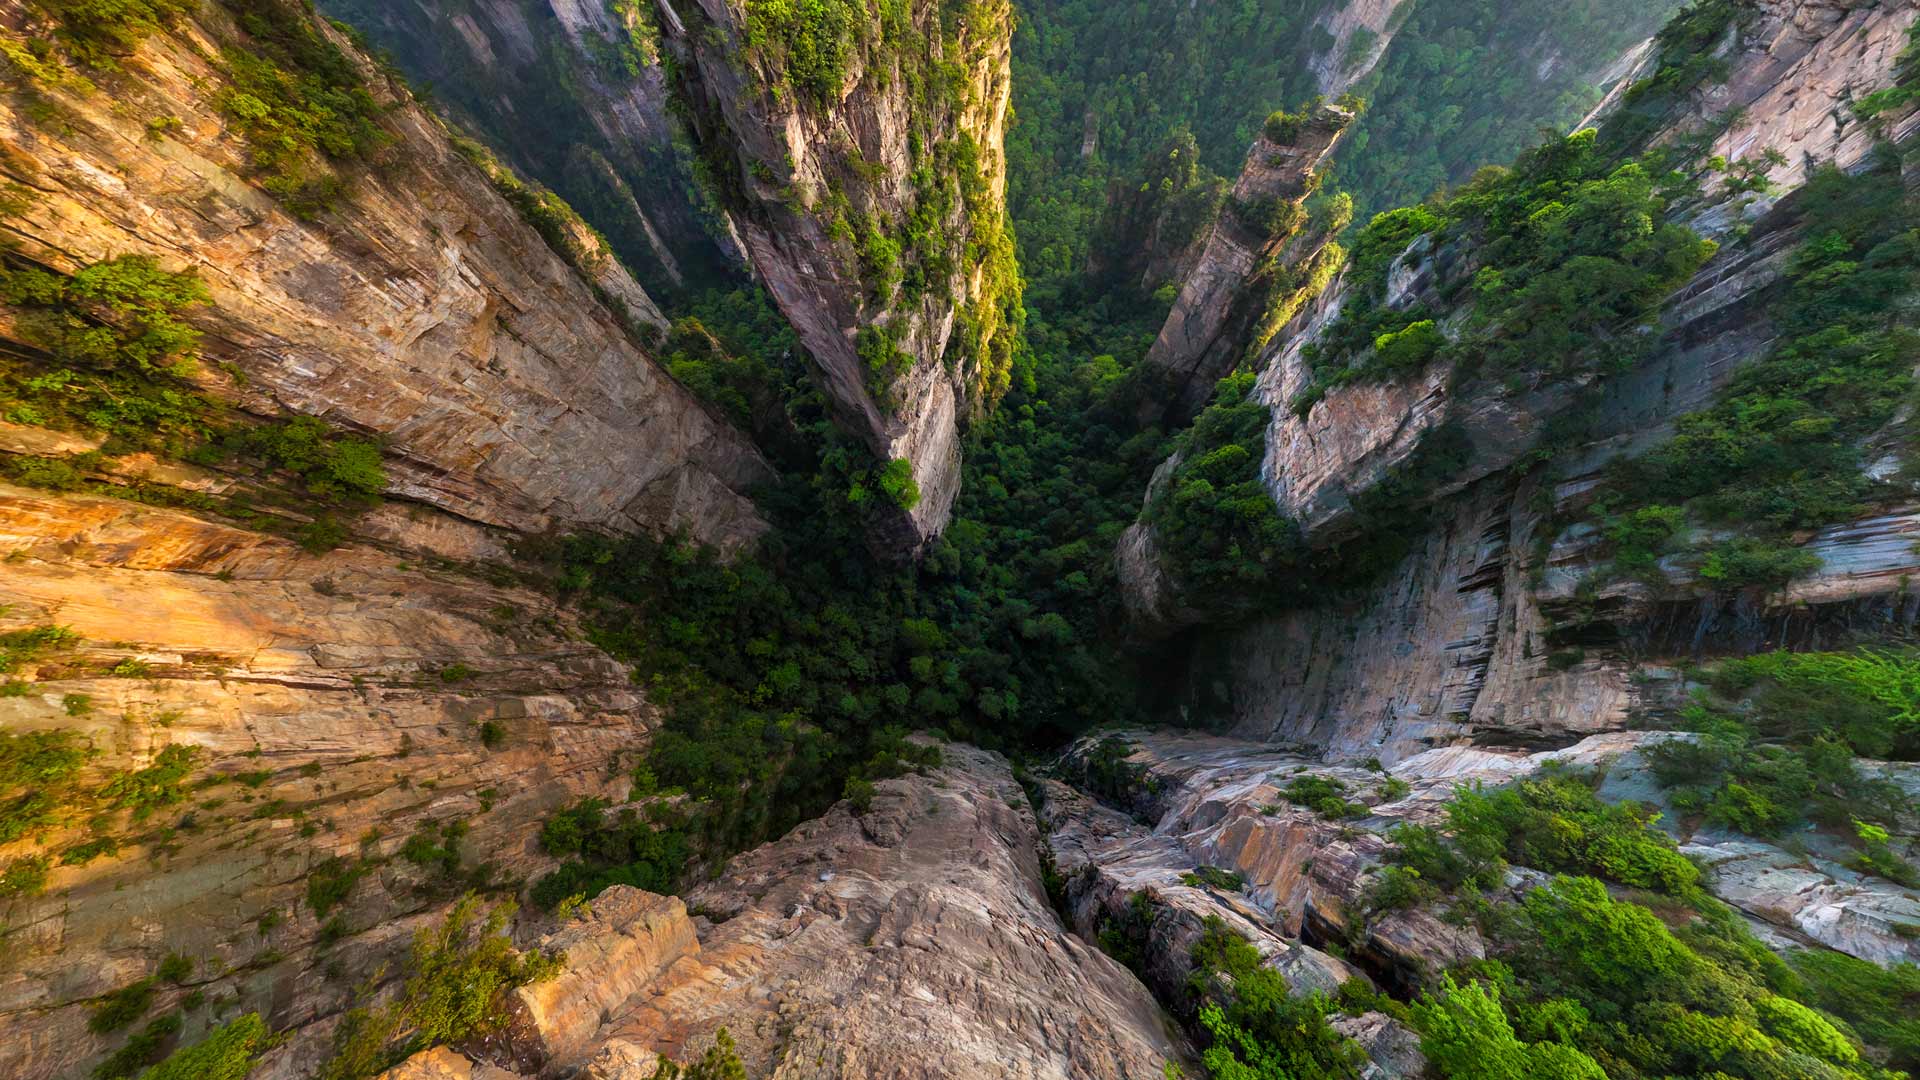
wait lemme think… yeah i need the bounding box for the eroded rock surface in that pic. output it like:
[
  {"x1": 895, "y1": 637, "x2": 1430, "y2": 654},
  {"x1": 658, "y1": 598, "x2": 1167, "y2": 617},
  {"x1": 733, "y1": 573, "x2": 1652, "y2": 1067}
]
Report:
[
  {"x1": 589, "y1": 742, "x2": 1191, "y2": 1079},
  {"x1": 0, "y1": 0, "x2": 769, "y2": 553},
  {"x1": 0, "y1": 486, "x2": 657, "y2": 1080}
]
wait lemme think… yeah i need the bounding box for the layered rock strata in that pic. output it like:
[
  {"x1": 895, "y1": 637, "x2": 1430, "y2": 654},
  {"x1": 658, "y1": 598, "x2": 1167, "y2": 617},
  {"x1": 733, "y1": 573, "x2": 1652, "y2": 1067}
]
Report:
[{"x1": 0, "y1": 0, "x2": 770, "y2": 554}]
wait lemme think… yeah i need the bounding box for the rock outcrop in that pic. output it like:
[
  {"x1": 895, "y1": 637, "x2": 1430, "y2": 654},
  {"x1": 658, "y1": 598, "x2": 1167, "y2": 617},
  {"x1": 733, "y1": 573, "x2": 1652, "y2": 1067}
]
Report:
[
  {"x1": 596, "y1": 742, "x2": 1189, "y2": 1078},
  {"x1": 1, "y1": 0, "x2": 771, "y2": 554},
  {"x1": 1139, "y1": 102, "x2": 1354, "y2": 425},
  {"x1": 360, "y1": 744, "x2": 1193, "y2": 1080},
  {"x1": 1306, "y1": 0, "x2": 1416, "y2": 97},
  {"x1": 659, "y1": 0, "x2": 1022, "y2": 557},
  {"x1": 1047, "y1": 728, "x2": 1918, "y2": 985}
]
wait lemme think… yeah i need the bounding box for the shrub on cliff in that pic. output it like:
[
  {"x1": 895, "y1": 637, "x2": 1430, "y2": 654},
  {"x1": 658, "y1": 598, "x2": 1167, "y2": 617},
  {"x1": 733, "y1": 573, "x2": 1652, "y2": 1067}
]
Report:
[
  {"x1": 318, "y1": 895, "x2": 560, "y2": 1079},
  {"x1": 1188, "y1": 916, "x2": 1366, "y2": 1080},
  {"x1": 131, "y1": 1012, "x2": 270, "y2": 1080},
  {"x1": 30, "y1": 0, "x2": 196, "y2": 68}
]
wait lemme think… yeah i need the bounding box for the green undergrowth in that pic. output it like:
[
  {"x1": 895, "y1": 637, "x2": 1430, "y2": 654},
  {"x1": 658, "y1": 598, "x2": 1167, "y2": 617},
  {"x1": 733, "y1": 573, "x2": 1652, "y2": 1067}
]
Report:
[
  {"x1": 1292, "y1": 128, "x2": 1716, "y2": 412},
  {"x1": 1641, "y1": 649, "x2": 1918, "y2": 884},
  {"x1": 1333, "y1": 758, "x2": 1916, "y2": 1079},
  {"x1": 0, "y1": 254, "x2": 387, "y2": 549},
  {"x1": 316, "y1": 895, "x2": 560, "y2": 1080},
  {"x1": 125, "y1": 1012, "x2": 271, "y2": 1080},
  {"x1": 1573, "y1": 148, "x2": 1919, "y2": 592},
  {"x1": 1370, "y1": 767, "x2": 1700, "y2": 915},
  {"x1": 213, "y1": 0, "x2": 396, "y2": 218},
  {"x1": 1189, "y1": 916, "x2": 1368, "y2": 1079}
]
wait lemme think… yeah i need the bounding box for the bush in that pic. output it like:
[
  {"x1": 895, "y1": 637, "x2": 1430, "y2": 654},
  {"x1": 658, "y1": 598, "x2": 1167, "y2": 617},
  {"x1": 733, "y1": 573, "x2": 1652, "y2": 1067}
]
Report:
[
  {"x1": 214, "y1": 0, "x2": 393, "y2": 218},
  {"x1": 93, "y1": 1013, "x2": 182, "y2": 1080},
  {"x1": 318, "y1": 896, "x2": 560, "y2": 1080},
  {"x1": 0, "y1": 257, "x2": 209, "y2": 377},
  {"x1": 1410, "y1": 975, "x2": 1607, "y2": 1080},
  {"x1": 88, "y1": 978, "x2": 157, "y2": 1034},
  {"x1": 134, "y1": 1012, "x2": 270, "y2": 1080},
  {"x1": 1188, "y1": 916, "x2": 1367, "y2": 1079},
  {"x1": 34, "y1": 0, "x2": 197, "y2": 67},
  {"x1": 876, "y1": 458, "x2": 921, "y2": 511}
]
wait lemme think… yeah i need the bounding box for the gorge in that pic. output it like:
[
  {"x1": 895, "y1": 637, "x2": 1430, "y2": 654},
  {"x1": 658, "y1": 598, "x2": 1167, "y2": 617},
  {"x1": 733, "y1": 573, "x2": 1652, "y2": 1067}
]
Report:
[{"x1": 1, "y1": 1, "x2": 1918, "y2": 1079}]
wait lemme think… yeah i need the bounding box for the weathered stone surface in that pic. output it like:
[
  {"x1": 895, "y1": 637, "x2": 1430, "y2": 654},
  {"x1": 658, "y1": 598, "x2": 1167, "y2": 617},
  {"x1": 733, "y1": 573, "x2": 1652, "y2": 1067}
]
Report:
[
  {"x1": 1332, "y1": 1012, "x2": 1427, "y2": 1080},
  {"x1": 1141, "y1": 103, "x2": 1353, "y2": 422},
  {"x1": 0, "y1": 486, "x2": 655, "y2": 1080},
  {"x1": 377, "y1": 1047, "x2": 523, "y2": 1080},
  {"x1": 597, "y1": 742, "x2": 1192, "y2": 1079},
  {"x1": 660, "y1": 0, "x2": 1017, "y2": 556},
  {"x1": 0, "y1": 0, "x2": 770, "y2": 553},
  {"x1": 504, "y1": 889, "x2": 699, "y2": 1073},
  {"x1": 1052, "y1": 729, "x2": 1919, "y2": 985},
  {"x1": 1584, "y1": 0, "x2": 1920, "y2": 192},
  {"x1": 1307, "y1": 0, "x2": 1415, "y2": 96}
]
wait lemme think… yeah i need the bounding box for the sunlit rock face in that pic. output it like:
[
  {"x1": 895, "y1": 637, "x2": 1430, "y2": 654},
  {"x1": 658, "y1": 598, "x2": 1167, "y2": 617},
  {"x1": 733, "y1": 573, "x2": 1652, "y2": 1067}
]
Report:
[
  {"x1": 0, "y1": 486, "x2": 659, "y2": 1080},
  {"x1": 0, "y1": 0, "x2": 770, "y2": 554}
]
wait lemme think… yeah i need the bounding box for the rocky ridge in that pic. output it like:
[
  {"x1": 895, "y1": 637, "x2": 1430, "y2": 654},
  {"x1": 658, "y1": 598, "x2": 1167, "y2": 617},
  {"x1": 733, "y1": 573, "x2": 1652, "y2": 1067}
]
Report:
[
  {"x1": 1139, "y1": 101, "x2": 1355, "y2": 425},
  {"x1": 371, "y1": 744, "x2": 1193, "y2": 1080}
]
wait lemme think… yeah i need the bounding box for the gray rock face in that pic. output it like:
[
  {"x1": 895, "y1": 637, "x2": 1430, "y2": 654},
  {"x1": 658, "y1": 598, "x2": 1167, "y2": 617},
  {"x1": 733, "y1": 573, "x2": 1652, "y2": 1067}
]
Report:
[
  {"x1": 1141, "y1": 104, "x2": 1353, "y2": 423},
  {"x1": 660, "y1": 0, "x2": 1020, "y2": 558},
  {"x1": 590, "y1": 743, "x2": 1193, "y2": 1079},
  {"x1": 0, "y1": 0, "x2": 770, "y2": 554},
  {"x1": 316, "y1": 0, "x2": 740, "y2": 293}
]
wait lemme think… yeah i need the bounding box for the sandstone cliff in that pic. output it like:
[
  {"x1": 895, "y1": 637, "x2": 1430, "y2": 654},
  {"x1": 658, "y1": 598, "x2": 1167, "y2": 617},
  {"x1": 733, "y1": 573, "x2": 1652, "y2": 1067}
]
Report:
[
  {"x1": 0, "y1": 486, "x2": 656, "y2": 1080},
  {"x1": 659, "y1": 0, "x2": 1022, "y2": 556},
  {"x1": 0, "y1": 0, "x2": 770, "y2": 555},
  {"x1": 1138, "y1": 102, "x2": 1354, "y2": 425}
]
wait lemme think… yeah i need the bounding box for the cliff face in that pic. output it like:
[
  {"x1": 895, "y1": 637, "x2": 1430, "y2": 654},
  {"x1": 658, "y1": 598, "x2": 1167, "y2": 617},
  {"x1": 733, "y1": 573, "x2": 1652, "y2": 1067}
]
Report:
[
  {"x1": 361, "y1": 744, "x2": 1194, "y2": 1080},
  {"x1": 314, "y1": 0, "x2": 743, "y2": 299},
  {"x1": 1306, "y1": 0, "x2": 1415, "y2": 97},
  {"x1": 0, "y1": 6, "x2": 780, "y2": 1076},
  {"x1": 1139, "y1": 103, "x2": 1354, "y2": 425},
  {"x1": 659, "y1": 0, "x2": 1022, "y2": 556},
  {"x1": 0, "y1": 487, "x2": 655, "y2": 1080},
  {"x1": 1121, "y1": 0, "x2": 1920, "y2": 736},
  {"x1": 0, "y1": 0, "x2": 770, "y2": 554}
]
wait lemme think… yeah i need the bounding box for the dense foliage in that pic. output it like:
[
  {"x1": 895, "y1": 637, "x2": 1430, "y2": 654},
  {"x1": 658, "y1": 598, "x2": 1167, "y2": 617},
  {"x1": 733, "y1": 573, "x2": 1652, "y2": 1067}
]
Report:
[
  {"x1": 1578, "y1": 150, "x2": 1919, "y2": 590},
  {"x1": 1329, "y1": 0, "x2": 1679, "y2": 221},
  {"x1": 318, "y1": 895, "x2": 561, "y2": 1080},
  {"x1": 1294, "y1": 129, "x2": 1716, "y2": 406},
  {"x1": 1642, "y1": 649, "x2": 1918, "y2": 884},
  {"x1": 1188, "y1": 917, "x2": 1366, "y2": 1080}
]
